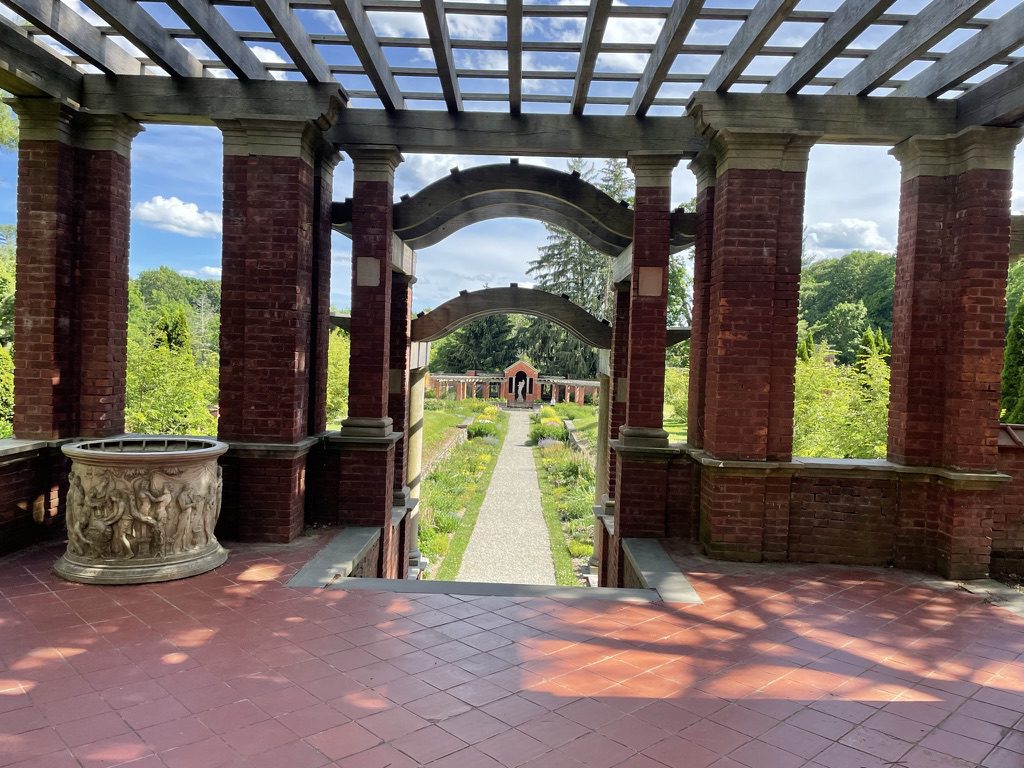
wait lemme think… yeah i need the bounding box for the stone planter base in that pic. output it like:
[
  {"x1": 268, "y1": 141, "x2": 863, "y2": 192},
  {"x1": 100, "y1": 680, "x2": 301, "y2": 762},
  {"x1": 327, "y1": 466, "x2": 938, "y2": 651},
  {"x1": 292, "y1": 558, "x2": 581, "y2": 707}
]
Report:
[
  {"x1": 55, "y1": 436, "x2": 229, "y2": 585},
  {"x1": 54, "y1": 541, "x2": 228, "y2": 585}
]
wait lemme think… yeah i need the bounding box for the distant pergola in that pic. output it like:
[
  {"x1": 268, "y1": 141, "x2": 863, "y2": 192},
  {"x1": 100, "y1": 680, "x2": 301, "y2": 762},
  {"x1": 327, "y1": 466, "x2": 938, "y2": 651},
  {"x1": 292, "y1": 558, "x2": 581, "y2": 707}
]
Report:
[{"x1": 1, "y1": 0, "x2": 1022, "y2": 131}]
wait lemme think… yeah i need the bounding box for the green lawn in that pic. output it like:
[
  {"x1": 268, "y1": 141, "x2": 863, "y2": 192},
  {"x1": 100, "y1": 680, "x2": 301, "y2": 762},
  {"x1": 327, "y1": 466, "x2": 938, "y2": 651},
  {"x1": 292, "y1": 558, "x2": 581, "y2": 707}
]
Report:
[{"x1": 422, "y1": 410, "x2": 466, "y2": 468}]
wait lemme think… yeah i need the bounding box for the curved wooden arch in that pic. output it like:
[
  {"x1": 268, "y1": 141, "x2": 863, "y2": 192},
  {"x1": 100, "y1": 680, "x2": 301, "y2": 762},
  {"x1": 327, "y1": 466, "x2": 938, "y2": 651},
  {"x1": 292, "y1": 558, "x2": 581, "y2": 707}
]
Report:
[
  {"x1": 409, "y1": 286, "x2": 692, "y2": 349},
  {"x1": 413, "y1": 287, "x2": 613, "y2": 348}
]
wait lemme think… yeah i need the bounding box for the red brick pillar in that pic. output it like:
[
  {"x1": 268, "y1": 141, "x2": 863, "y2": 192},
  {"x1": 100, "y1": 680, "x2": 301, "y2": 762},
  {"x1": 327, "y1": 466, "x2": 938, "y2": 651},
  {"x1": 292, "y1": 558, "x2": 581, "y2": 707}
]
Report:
[
  {"x1": 217, "y1": 120, "x2": 325, "y2": 542},
  {"x1": 12, "y1": 105, "x2": 140, "y2": 440},
  {"x1": 889, "y1": 127, "x2": 1019, "y2": 578},
  {"x1": 604, "y1": 284, "x2": 630, "y2": 503},
  {"x1": 389, "y1": 271, "x2": 414, "y2": 579},
  {"x1": 699, "y1": 130, "x2": 815, "y2": 562},
  {"x1": 609, "y1": 153, "x2": 680, "y2": 586},
  {"x1": 337, "y1": 147, "x2": 403, "y2": 576},
  {"x1": 309, "y1": 147, "x2": 342, "y2": 436},
  {"x1": 687, "y1": 152, "x2": 715, "y2": 449}
]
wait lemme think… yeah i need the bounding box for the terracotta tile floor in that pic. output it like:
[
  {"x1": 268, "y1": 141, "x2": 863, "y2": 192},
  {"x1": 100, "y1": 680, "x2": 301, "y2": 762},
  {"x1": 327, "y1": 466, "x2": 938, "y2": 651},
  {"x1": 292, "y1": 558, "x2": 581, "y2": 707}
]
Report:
[{"x1": 2, "y1": 534, "x2": 1023, "y2": 768}]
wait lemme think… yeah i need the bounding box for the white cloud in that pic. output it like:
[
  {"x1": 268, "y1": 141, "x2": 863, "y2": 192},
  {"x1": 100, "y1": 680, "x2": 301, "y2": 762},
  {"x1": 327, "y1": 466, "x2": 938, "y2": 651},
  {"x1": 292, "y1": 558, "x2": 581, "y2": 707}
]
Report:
[
  {"x1": 179, "y1": 266, "x2": 223, "y2": 278},
  {"x1": 367, "y1": 11, "x2": 428, "y2": 37},
  {"x1": 804, "y1": 218, "x2": 894, "y2": 260},
  {"x1": 133, "y1": 196, "x2": 222, "y2": 238},
  {"x1": 251, "y1": 46, "x2": 288, "y2": 81}
]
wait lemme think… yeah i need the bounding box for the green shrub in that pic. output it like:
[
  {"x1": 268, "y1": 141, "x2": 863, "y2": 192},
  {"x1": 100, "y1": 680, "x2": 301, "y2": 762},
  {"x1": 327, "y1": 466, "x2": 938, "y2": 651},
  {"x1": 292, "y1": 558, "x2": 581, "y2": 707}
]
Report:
[
  {"x1": 567, "y1": 539, "x2": 593, "y2": 559},
  {"x1": 529, "y1": 421, "x2": 567, "y2": 444},
  {"x1": 434, "y1": 509, "x2": 460, "y2": 534},
  {"x1": 538, "y1": 405, "x2": 561, "y2": 423},
  {"x1": 664, "y1": 367, "x2": 689, "y2": 422},
  {"x1": 552, "y1": 403, "x2": 588, "y2": 421},
  {"x1": 468, "y1": 420, "x2": 499, "y2": 439}
]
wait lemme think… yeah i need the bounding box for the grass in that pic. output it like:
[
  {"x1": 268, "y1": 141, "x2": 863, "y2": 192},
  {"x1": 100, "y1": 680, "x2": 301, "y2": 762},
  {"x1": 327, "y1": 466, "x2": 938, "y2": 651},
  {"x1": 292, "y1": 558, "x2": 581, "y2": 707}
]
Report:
[
  {"x1": 418, "y1": 408, "x2": 508, "y2": 580},
  {"x1": 422, "y1": 410, "x2": 466, "y2": 468},
  {"x1": 533, "y1": 441, "x2": 596, "y2": 587}
]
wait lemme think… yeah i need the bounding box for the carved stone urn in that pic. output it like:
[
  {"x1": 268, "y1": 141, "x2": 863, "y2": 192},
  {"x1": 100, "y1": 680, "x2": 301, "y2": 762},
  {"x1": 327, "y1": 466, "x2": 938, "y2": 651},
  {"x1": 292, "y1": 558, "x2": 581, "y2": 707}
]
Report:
[{"x1": 54, "y1": 437, "x2": 229, "y2": 584}]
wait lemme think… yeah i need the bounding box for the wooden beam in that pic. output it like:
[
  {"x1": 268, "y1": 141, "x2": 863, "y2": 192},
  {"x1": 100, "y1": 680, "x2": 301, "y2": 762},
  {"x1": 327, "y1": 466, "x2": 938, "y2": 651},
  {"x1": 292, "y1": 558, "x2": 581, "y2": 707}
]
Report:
[
  {"x1": 0, "y1": 17, "x2": 82, "y2": 100},
  {"x1": 829, "y1": 0, "x2": 995, "y2": 96},
  {"x1": 507, "y1": 0, "x2": 522, "y2": 114},
  {"x1": 688, "y1": 92, "x2": 958, "y2": 143},
  {"x1": 571, "y1": 0, "x2": 611, "y2": 115},
  {"x1": 326, "y1": 0, "x2": 403, "y2": 107},
  {"x1": 765, "y1": 0, "x2": 893, "y2": 94},
  {"x1": 701, "y1": 0, "x2": 799, "y2": 93},
  {"x1": 896, "y1": 4, "x2": 1024, "y2": 98},
  {"x1": 628, "y1": 0, "x2": 702, "y2": 116},
  {"x1": 420, "y1": 0, "x2": 461, "y2": 112},
  {"x1": 956, "y1": 59, "x2": 1024, "y2": 127},
  {"x1": 253, "y1": 0, "x2": 333, "y2": 82},
  {"x1": 328, "y1": 108, "x2": 706, "y2": 156},
  {"x1": 80, "y1": 0, "x2": 203, "y2": 78},
  {"x1": 81, "y1": 76, "x2": 344, "y2": 124},
  {"x1": 165, "y1": 0, "x2": 269, "y2": 80},
  {"x1": 2, "y1": 0, "x2": 141, "y2": 76}
]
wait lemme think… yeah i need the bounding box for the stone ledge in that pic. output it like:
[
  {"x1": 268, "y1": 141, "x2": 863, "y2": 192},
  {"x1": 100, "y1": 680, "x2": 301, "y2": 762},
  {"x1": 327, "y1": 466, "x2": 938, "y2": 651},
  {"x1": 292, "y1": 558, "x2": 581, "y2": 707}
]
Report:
[
  {"x1": 621, "y1": 538, "x2": 703, "y2": 605},
  {"x1": 687, "y1": 449, "x2": 1011, "y2": 489},
  {"x1": 225, "y1": 436, "x2": 319, "y2": 459},
  {"x1": 287, "y1": 527, "x2": 382, "y2": 588},
  {"x1": 321, "y1": 577, "x2": 658, "y2": 601},
  {"x1": 322, "y1": 430, "x2": 402, "y2": 451}
]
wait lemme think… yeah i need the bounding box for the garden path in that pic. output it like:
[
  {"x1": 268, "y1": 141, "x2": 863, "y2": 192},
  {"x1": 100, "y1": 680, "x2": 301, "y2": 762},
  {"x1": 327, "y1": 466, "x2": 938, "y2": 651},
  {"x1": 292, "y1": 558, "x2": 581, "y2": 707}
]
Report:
[{"x1": 457, "y1": 409, "x2": 556, "y2": 584}]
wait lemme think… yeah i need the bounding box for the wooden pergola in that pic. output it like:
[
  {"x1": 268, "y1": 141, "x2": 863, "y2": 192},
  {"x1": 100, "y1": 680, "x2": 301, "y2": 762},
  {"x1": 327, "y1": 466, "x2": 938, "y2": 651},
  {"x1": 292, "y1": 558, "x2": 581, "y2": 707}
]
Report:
[{"x1": 2, "y1": 0, "x2": 1024, "y2": 585}]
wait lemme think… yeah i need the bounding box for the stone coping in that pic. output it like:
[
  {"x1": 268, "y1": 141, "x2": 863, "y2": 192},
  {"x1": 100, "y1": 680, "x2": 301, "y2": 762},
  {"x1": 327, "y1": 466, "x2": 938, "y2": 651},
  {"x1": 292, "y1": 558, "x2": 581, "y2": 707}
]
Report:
[
  {"x1": 287, "y1": 526, "x2": 382, "y2": 587},
  {"x1": 621, "y1": 538, "x2": 703, "y2": 605},
  {"x1": 322, "y1": 577, "x2": 658, "y2": 601},
  {"x1": 0, "y1": 438, "x2": 52, "y2": 459},
  {"x1": 688, "y1": 448, "x2": 1011, "y2": 487}
]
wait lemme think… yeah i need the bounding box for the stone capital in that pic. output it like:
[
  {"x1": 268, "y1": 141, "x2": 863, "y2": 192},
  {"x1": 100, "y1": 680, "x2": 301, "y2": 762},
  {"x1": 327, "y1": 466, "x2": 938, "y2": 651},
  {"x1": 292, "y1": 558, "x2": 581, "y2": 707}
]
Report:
[
  {"x1": 891, "y1": 126, "x2": 1021, "y2": 181},
  {"x1": 76, "y1": 114, "x2": 143, "y2": 157},
  {"x1": 348, "y1": 145, "x2": 404, "y2": 182},
  {"x1": 216, "y1": 118, "x2": 324, "y2": 164},
  {"x1": 627, "y1": 151, "x2": 681, "y2": 187},
  {"x1": 7, "y1": 98, "x2": 77, "y2": 143},
  {"x1": 687, "y1": 151, "x2": 717, "y2": 193},
  {"x1": 710, "y1": 129, "x2": 817, "y2": 175}
]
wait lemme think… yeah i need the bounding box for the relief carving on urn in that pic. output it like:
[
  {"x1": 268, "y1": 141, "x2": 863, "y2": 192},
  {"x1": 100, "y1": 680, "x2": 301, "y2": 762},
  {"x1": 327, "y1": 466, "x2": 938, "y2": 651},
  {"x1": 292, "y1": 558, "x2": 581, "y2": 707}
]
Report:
[{"x1": 55, "y1": 438, "x2": 229, "y2": 584}]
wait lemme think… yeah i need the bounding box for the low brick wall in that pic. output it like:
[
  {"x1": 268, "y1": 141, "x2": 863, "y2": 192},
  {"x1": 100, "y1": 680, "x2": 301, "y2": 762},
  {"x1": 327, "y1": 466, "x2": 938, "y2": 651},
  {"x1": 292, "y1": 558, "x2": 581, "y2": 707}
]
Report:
[
  {"x1": 993, "y1": 426, "x2": 1024, "y2": 577},
  {"x1": 0, "y1": 441, "x2": 68, "y2": 556}
]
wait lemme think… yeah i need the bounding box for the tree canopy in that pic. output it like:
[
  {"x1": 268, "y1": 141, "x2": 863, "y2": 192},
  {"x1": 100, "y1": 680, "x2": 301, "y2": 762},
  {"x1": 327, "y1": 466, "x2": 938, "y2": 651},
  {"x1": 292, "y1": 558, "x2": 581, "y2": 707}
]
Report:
[
  {"x1": 0, "y1": 97, "x2": 16, "y2": 152},
  {"x1": 800, "y1": 250, "x2": 896, "y2": 339}
]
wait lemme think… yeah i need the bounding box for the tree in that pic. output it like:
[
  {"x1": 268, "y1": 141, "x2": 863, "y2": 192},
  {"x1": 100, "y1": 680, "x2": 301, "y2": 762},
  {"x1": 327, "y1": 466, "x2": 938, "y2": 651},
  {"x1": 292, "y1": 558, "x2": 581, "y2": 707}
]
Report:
[
  {"x1": 0, "y1": 344, "x2": 12, "y2": 437},
  {"x1": 326, "y1": 328, "x2": 350, "y2": 423},
  {"x1": 1007, "y1": 258, "x2": 1024, "y2": 332},
  {"x1": 1003, "y1": 300, "x2": 1024, "y2": 423},
  {"x1": 0, "y1": 96, "x2": 16, "y2": 151},
  {"x1": 811, "y1": 300, "x2": 868, "y2": 365},
  {"x1": 0, "y1": 225, "x2": 14, "y2": 348},
  {"x1": 125, "y1": 340, "x2": 218, "y2": 435},
  {"x1": 800, "y1": 250, "x2": 896, "y2": 337},
  {"x1": 431, "y1": 314, "x2": 516, "y2": 373},
  {"x1": 154, "y1": 304, "x2": 192, "y2": 350}
]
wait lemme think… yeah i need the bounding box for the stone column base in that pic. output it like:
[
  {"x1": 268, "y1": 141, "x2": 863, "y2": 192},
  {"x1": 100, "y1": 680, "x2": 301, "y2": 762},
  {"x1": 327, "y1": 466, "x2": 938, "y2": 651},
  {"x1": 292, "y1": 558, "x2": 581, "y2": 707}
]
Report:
[{"x1": 219, "y1": 439, "x2": 317, "y2": 543}]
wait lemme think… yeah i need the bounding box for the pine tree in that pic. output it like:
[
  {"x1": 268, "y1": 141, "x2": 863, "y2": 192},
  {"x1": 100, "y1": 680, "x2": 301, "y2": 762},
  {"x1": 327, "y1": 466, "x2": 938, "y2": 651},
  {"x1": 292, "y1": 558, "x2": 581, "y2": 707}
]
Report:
[
  {"x1": 1003, "y1": 300, "x2": 1024, "y2": 422},
  {"x1": 430, "y1": 315, "x2": 516, "y2": 373}
]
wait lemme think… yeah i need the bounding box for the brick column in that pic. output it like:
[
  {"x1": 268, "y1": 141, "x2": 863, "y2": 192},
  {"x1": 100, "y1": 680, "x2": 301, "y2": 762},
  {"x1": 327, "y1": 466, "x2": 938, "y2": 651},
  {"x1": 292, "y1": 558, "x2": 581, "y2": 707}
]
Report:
[
  {"x1": 609, "y1": 153, "x2": 681, "y2": 586},
  {"x1": 309, "y1": 146, "x2": 342, "y2": 436},
  {"x1": 604, "y1": 284, "x2": 630, "y2": 503},
  {"x1": 217, "y1": 119, "x2": 325, "y2": 542},
  {"x1": 699, "y1": 130, "x2": 815, "y2": 562},
  {"x1": 687, "y1": 152, "x2": 715, "y2": 449},
  {"x1": 407, "y1": 361, "x2": 427, "y2": 576},
  {"x1": 889, "y1": 127, "x2": 1020, "y2": 578},
  {"x1": 336, "y1": 147, "x2": 403, "y2": 576},
  {"x1": 12, "y1": 104, "x2": 140, "y2": 440},
  {"x1": 390, "y1": 273, "x2": 413, "y2": 506}
]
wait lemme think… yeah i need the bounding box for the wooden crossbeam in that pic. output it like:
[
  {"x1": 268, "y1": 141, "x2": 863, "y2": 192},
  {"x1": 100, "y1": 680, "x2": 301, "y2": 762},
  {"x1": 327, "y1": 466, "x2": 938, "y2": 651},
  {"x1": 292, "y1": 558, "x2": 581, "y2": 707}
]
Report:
[
  {"x1": 896, "y1": 4, "x2": 1024, "y2": 97},
  {"x1": 254, "y1": 0, "x2": 334, "y2": 83},
  {"x1": 765, "y1": 0, "x2": 893, "y2": 94},
  {"x1": 2, "y1": 0, "x2": 141, "y2": 76},
  {"x1": 507, "y1": 0, "x2": 522, "y2": 114},
  {"x1": 166, "y1": 0, "x2": 270, "y2": 80},
  {"x1": 957, "y1": 59, "x2": 1024, "y2": 127},
  {"x1": 327, "y1": 0, "x2": 404, "y2": 107},
  {"x1": 81, "y1": 0, "x2": 203, "y2": 78},
  {"x1": 829, "y1": 0, "x2": 995, "y2": 96},
  {"x1": 0, "y1": 16, "x2": 83, "y2": 100},
  {"x1": 700, "y1": 0, "x2": 799, "y2": 92},
  {"x1": 571, "y1": 0, "x2": 612, "y2": 115},
  {"x1": 420, "y1": 0, "x2": 461, "y2": 112},
  {"x1": 627, "y1": 0, "x2": 703, "y2": 116}
]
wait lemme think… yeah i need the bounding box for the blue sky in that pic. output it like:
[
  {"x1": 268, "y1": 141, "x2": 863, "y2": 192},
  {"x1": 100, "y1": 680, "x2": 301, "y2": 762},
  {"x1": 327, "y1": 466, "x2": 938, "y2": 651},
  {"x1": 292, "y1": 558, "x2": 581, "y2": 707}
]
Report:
[{"x1": 1, "y1": 0, "x2": 1022, "y2": 311}]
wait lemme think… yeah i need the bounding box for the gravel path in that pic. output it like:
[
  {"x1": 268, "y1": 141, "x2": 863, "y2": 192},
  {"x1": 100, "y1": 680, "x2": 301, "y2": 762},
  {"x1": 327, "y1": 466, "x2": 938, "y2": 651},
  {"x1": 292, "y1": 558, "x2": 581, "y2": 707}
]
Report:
[{"x1": 457, "y1": 409, "x2": 556, "y2": 585}]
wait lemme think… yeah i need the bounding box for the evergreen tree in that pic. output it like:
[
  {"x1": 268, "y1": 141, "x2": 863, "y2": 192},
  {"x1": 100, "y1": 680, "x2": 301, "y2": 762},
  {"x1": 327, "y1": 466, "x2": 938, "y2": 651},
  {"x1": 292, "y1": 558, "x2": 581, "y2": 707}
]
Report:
[
  {"x1": 154, "y1": 304, "x2": 192, "y2": 351},
  {"x1": 430, "y1": 314, "x2": 516, "y2": 373},
  {"x1": 0, "y1": 97, "x2": 16, "y2": 152},
  {"x1": 1003, "y1": 300, "x2": 1024, "y2": 422}
]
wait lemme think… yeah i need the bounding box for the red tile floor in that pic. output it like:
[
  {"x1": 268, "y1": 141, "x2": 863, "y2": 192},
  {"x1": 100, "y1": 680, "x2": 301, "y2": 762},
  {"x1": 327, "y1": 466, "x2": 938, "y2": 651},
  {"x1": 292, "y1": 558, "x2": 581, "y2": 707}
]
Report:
[{"x1": 2, "y1": 532, "x2": 1023, "y2": 768}]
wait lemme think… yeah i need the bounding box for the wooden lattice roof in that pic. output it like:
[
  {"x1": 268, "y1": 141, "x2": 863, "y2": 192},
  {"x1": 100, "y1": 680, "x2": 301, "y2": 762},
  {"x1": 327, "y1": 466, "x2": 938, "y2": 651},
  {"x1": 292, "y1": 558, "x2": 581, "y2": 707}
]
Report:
[{"x1": 1, "y1": 0, "x2": 1022, "y2": 127}]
